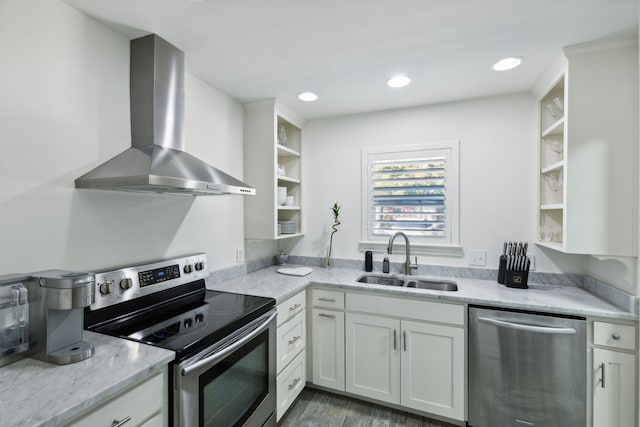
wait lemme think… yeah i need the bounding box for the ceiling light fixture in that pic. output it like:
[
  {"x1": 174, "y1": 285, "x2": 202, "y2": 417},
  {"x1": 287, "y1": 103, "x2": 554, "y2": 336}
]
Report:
[
  {"x1": 492, "y1": 56, "x2": 524, "y2": 71},
  {"x1": 297, "y1": 92, "x2": 318, "y2": 102},
  {"x1": 387, "y1": 75, "x2": 411, "y2": 88}
]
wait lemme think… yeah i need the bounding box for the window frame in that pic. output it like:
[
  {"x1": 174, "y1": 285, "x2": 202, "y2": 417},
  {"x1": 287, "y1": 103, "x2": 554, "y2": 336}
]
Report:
[{"x1": 359, "y1": 141, "x2": 462, "y2": 256}]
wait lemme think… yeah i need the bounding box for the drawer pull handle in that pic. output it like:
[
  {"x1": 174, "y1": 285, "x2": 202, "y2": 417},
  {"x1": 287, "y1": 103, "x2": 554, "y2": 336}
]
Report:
[
  {"x1": 393, "y1": 330, "x2": 397, "y2": 350},
  {"x1": 288, "y1": 377, "x2": 301, "y2": 390},
  {"x1": 112, "y1": 416, "x2": 132, "y2": 427},
  {"x1": 403, "y1": 331, "x2": 407, "y2": 351},
  {"x1": 289, "y1": 303, "x2": 301, "y2": 311},
  {"x1": 288, "y1": 335, "x2": 301, "y2": 345},
  {"x1": 611, "y1": 333, "x2": 621, "y2": 340},
  {"x1": 318, "y1": 297, "x2": 336, "y2": 302},
  {"x1": 318, "y1": 313, "x2": 336, "y2": 319},
  {"x1": 597, "y1": 362, "x2": 605, "y2": 389}
]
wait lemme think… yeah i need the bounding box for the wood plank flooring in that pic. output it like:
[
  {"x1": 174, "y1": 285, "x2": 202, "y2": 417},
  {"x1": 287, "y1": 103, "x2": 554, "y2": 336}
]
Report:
[{"x1": 277, "y1": 388, "x2": 458, "y2": 427}]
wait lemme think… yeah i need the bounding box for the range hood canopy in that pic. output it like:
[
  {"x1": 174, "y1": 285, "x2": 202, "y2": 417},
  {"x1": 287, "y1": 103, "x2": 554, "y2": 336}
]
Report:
[{"x1": 75, "y1": 34, "x2": 255, "y2": 196}]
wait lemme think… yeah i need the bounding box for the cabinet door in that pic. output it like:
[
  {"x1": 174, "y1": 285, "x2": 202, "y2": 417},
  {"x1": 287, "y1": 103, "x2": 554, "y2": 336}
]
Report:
[
  {"x1": 345, "y1": 312, "x2": 400, "y2": 404},
  {"x1": 400, "y1": 320, "x2": 464, "y2": 421},
  {"x1": 311, "y1": 308, "x2": 345, "y2": 391},
  {"x1": 593, "y1": 348, "x2": 636, "y2": 427}
]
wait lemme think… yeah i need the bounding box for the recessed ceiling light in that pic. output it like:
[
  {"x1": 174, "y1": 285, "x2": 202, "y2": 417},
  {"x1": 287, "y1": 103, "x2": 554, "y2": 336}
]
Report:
[
  {"x1": 492, "y1": 56, "x2": 524, "y2": 71},
  {"x1": 387, "y1": 75, "x2": 411, "y2": 88},
  {"x1": 297, "y1": 92, "x2": 318, "y2": 102}
]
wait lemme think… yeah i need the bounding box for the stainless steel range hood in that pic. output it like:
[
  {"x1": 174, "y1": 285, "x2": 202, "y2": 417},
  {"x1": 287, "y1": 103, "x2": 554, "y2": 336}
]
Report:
[{"x1": 75, "y1": 34, "x2": 255, "y2": 196}]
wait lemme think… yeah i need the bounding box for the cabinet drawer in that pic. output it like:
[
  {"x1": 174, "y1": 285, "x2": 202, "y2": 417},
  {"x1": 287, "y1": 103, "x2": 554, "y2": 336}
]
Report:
[
  {"x1": 277, "y1": 291, "x2": 305, "y2": 326},
  {"x1": 346, "y1": 293, "x2": 463, "y2": 325},
  {"x1": 311, "y1": 289, "x2": 344, "y2": 309},
  {"x1": 277, "y1": 309, "x2": 306, "y2": 374},
  {"x1": 65, "y1": 370, "x2": 166, "y2": 427},
  {"x1": 276, "y1": 351, "x2": 306, "y2": 422},
  {"x1": 594, "y1": 321, "x2": 636, "y2": 351}
]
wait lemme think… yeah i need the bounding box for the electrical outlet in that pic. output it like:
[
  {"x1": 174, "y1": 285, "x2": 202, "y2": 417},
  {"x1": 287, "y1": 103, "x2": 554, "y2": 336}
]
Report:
[
  {"x1": 236, "y1": 248, "x2": 244, "y2": 264},
  {"x1": 529, "y1": 255, "x2": 536, "y2": 271},
  {"x1": 468, "y1": 249, "x2": 486, "y2": 266}
]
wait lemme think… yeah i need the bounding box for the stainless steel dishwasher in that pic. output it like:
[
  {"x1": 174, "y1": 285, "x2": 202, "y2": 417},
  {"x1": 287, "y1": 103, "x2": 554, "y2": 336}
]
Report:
[{"x1": 468, "y1": 306, "x2": 587, "y2": 427}]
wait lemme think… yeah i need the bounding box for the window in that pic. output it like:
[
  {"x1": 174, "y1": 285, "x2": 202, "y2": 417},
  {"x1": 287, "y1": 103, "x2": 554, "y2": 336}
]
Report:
[{"x1": 361, "y1": 141, "x2": 460, "y2": 253}]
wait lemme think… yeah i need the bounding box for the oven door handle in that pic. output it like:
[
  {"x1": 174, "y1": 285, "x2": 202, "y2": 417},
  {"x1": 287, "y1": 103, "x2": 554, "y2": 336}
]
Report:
[{"x1": 181, "y1": 308, "x2": 277, "y2": 377}]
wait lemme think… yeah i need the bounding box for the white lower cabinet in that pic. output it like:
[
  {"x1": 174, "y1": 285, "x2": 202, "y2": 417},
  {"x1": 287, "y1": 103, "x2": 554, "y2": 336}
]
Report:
[
  {"x1": 64, "y1": 368, "x2": 167, "y2": 427},
  {"x1": 277, "y1": 351, "x2": 306, "y2": 419},
  {"x1": 311, "y1": 307, "x2": 345, "y2": 390},
  {"x1": 276, "y1": 291, "x2": 307, "y2": 421},
  {"x1": 592, "y1": 346, "x2": 636, "y2": 426},
  {"x1": 345, "y1": 313, "x2": 399, "y2": 402},
  {"x1": 344, "y1": 293, "x2": 465, "y2": 422},
  {"x1": 400, "y1": 320, "x2": 464, "y2": 419}
]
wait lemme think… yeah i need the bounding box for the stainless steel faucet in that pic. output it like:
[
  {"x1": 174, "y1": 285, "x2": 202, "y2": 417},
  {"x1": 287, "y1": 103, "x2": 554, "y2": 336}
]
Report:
[{"x1": 387, "y1": 232, "x2": 418, "y2": 275}]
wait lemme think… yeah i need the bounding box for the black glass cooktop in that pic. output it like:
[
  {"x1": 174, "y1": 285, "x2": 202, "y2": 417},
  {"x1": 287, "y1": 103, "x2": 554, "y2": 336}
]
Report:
[{"x1": 88, "y1": 284, "x2": 275, "y2": 361}]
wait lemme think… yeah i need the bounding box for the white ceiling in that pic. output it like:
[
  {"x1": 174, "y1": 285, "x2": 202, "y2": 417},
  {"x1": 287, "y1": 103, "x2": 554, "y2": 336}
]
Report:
[{"x1": 63, "y1": 0, "x2": 638, "y2": 120}]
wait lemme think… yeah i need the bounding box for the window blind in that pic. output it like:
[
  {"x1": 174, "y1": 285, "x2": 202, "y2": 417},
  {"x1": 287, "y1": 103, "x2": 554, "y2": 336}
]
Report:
[{"x1": 371, "y1": 156, "x2": 446, "y2": 237}]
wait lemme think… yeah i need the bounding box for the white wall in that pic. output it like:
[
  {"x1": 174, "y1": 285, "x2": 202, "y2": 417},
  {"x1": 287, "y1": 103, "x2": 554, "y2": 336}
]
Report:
[
  {"x1": 284, "y1": 94, "x2": 584, "y2": 274},
  {"x1": 0, "y1": 0, "x2": 246, "y2": 274}
]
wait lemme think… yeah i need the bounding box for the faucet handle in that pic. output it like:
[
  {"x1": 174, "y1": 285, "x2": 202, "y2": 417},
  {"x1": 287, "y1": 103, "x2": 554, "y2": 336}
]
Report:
[{"x1": 410, "y1": 256, "x2": 418, "y2": 270}]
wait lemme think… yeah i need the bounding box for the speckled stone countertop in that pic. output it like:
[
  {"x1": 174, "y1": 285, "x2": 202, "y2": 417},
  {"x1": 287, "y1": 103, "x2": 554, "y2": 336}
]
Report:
[
  {"x1": 0, "y1": 331, "x2": 174, "y2": 427},
  {"x1": 206, "y1": 265, "x2": 637, "y2": 321}
]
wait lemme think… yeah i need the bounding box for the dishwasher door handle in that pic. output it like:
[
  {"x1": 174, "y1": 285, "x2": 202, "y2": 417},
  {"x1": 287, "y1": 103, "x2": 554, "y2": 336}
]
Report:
[{"x1": 478, "y1": 316, "x2": 576, "y2": 335}]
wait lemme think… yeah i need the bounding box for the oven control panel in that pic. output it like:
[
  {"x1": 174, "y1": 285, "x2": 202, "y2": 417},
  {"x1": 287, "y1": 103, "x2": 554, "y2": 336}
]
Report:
[{"x1": 90, "y1": 253, "x2": 208, "y2": 310}]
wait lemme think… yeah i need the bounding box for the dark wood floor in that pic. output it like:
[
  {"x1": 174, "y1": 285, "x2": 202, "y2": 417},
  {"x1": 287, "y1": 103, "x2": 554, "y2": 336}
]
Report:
[{"x1": 278, "y1": 388, "x2": 458, "y2": 427}]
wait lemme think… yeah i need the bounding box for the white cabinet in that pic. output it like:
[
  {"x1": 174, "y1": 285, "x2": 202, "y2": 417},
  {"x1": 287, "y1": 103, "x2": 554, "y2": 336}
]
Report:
[
  {"x1": 344, "y1": 293, "x2": 465, "y2": 421},
  {"x1": 592, "y1": 321, "x2": 637, "y2": 427},
  {"x1": 243, "y1": 99, "x2": 306, "y2": 240},
  {"x1": 534, "y1": 38, "x2": 637, "y2": 256},
  {"x1": 345, "y1": 313, "x2": 400, "y2": 402},
  {"x1": 275, "y1": 291, "x2": 307, "y2": 421},
  {"x1": 310, "y1": 289, "x2": 345, "y2": 391},
  {"x1": 64, "y1": 368, "x2": 167, "y2": 427},
  {"x1": 400, "y1": 320, "x2": 464, "y2": 419}
]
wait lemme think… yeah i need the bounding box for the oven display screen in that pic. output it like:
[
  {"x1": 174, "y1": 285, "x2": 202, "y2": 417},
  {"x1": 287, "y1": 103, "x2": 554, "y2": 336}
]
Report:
[{"x1": 138, "y1": 265, "x2": 181, "y2": 287}]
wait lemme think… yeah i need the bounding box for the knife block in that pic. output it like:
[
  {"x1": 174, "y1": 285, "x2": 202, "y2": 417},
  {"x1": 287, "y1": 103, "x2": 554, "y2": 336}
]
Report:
[{"x1": 505, "y1": 269, "x2": 529, "y2": 289}]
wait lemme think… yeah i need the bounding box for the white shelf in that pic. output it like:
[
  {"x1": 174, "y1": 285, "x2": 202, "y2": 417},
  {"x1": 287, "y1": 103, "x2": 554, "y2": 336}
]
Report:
[
  {"x1": 276, "y1": 233, "x2": 304, "y2": 240},
  {"x1": 535, "y1": 241, "x2": 564, "y2": 252},
  {"x1": 541, "y1": 160, "x2": 564, "y2": 174},
  {"x1": 540, "y1": 204, "x2": 564, "y2": 210},
  {"x1": 278, "y1": 206, "x2": 301, "y2": 211},
  {"x1": 277, "y1": 144, "x2": 300, "y2": 157},
  {"x1": 541, "y1": 117, "x2": 565, "y2": 137},
  {"x1": 277, "y1": 175, "x2": 301, "y2": 184}
]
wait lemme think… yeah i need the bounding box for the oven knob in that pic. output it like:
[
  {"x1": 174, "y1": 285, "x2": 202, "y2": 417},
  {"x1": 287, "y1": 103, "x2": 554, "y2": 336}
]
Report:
[
  {"x1": 184, "y1": 318, "x2": 193, "y2": 328},
  {"x1": 184, "y1": 264, "x2": 193, "y2": 274},
  {"x1": 120, "y1": 278, "x2": 133, "y2": 290},
  {"x1": 195, "y1": 313, "x2": 205, "y2": 323},
  {"x1": 99, "y1": 281, "x2": 113, "y2": 295},
  {"x1": 195, "y1": 262, "x2": 205, "y2": 271}
]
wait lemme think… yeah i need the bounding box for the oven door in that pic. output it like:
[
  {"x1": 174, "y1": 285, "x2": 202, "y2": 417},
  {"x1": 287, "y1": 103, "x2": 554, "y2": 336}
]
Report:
[{"x1": 175, "y1": 308, "x2": 277, "y2": 427}]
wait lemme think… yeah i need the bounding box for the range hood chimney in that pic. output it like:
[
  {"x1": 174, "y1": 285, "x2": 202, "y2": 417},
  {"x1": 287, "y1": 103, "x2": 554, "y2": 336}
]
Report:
[{"x1": 75, "y1": 34, "x2": 255, "y2": 196}]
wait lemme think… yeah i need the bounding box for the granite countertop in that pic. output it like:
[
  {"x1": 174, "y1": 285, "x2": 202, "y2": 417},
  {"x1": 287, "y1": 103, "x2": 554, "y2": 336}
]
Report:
[
  {"x1": 206, "y1": 265, "x2": 637, "y2": 321},
  {"x1": 0, "y1": 331, "x2": 174, "y2": 427}
]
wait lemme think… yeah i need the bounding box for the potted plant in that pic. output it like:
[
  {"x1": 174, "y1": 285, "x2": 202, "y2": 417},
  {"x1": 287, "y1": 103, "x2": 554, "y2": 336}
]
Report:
[{"x1": 327, "y1": 202, "x2": 341, "y2": 267}]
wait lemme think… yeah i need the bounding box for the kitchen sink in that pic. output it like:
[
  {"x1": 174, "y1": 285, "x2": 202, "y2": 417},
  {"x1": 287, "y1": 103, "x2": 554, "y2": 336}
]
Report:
[
  {"x1": 356, "y1": 275, "x2": 458, "y2": 291},
  {"x1": 405, "y1": 279, "x2": 458, "y2": 291},
  {"x1": 356, "y1": 275, "x2": 405, "y2": 286}
]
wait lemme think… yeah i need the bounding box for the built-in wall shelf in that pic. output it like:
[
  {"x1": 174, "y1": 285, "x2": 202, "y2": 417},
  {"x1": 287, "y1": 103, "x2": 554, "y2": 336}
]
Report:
[
  {"x1": 277, "y1": 144, "x2": 300, "y2": 158},
  {"x1": 244, "y1": 99, "x2": 306, "y2": 240},
  {"x1": 541, "y1": 161, "x2": 565, "y2": 174},
  {"x1": 540, "y1": 204, "x2": 564, "y2": 210},
  {"x1": 541, "y1": 117, "x2": 565, "y2": 138},
  {"x1": 278, "y1": 176, "x2": 301, "y2": 184}
]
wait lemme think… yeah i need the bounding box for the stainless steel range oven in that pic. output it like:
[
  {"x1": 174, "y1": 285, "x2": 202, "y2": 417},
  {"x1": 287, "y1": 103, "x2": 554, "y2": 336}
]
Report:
[{"x1": 84, "y1": 253, "x2": 276, "y2": 427}]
